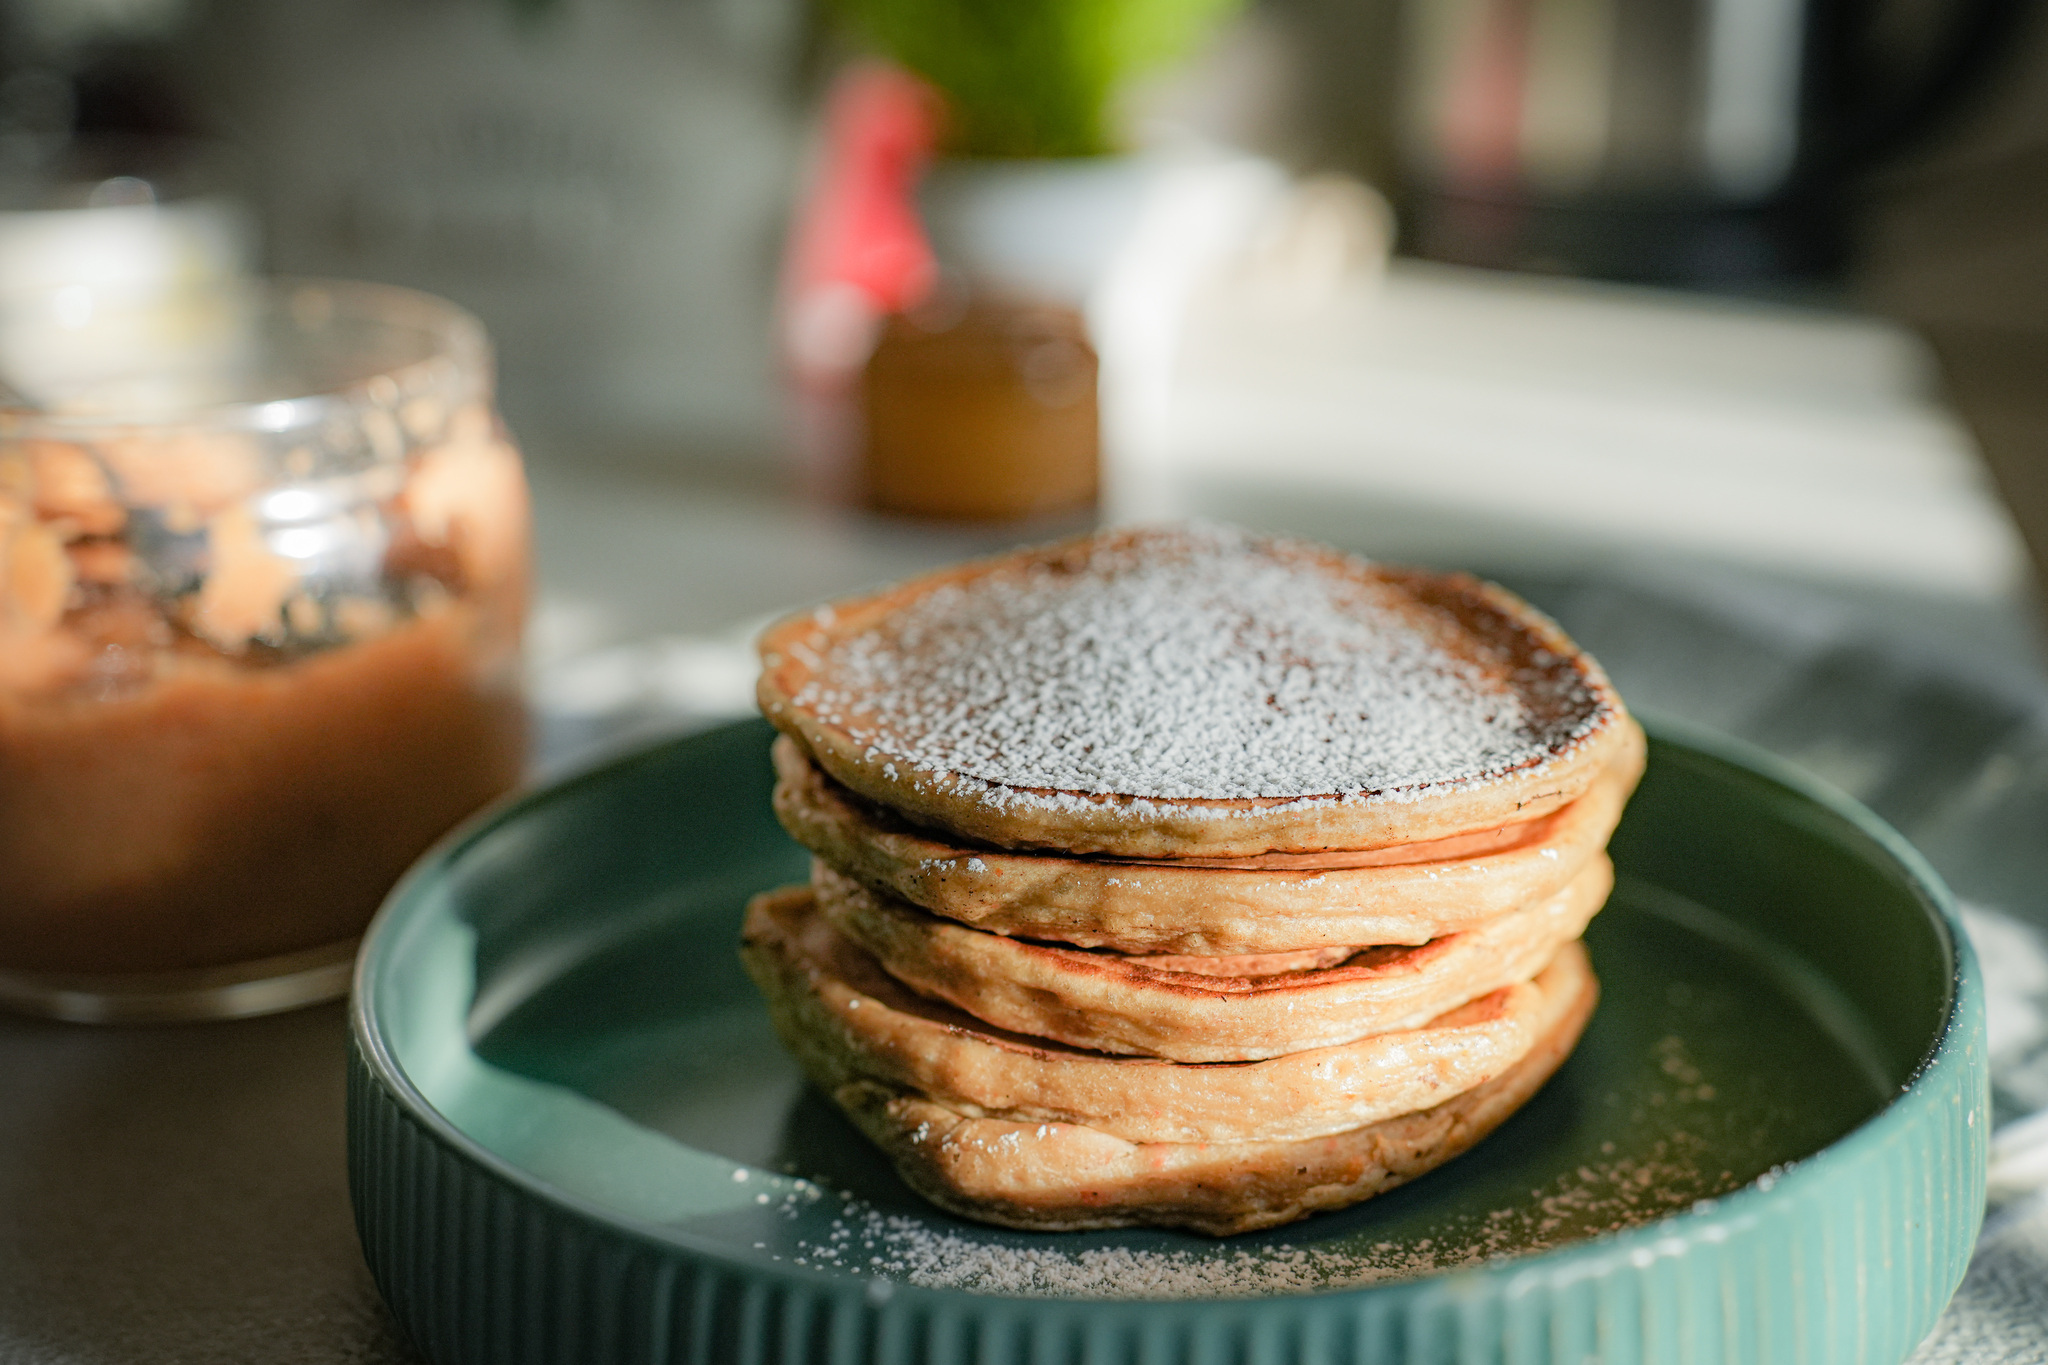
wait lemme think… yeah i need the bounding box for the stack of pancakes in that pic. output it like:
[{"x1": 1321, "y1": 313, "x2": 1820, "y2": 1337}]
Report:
[{"x1": 742, "y1": 525, "x2": 1641, "y2": 1235}]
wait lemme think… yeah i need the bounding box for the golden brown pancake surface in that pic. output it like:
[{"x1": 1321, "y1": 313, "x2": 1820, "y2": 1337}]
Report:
[
  {"x1": 758, "y1": 525, "x2": 1630, "y2": 858},
  {"x1": 812, "y1": 854, "x2": 1609, "y2": 1062},
  {"x1": 744, "y1": 524, "x2": 1632, "y2": 1238},
  {"x1": 740, "y1": 886, "x2": 1579, "y2": 1145},
  {"x1": 772, "y1": 722, "x2": 1643, "y2": 953},
  {"x1": 825, "y1": 942, "x2": 1597, "y2": 1235}
]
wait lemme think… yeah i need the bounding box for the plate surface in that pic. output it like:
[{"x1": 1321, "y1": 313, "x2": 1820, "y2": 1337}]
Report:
[{"x1": 350, "y1": 717, "x2": 1986, "y2": 1365}]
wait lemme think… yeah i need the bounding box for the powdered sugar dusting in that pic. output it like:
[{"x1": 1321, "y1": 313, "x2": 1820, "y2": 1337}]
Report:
[
  {"x1": 794, "y1": 525, "x2": 1601, "y2": 803},
  {"x1": 753, "y1": 1027, "x2": 1740, "y2": 1301},
  {"x1": 787, "y1": 1203, "x2": 1457, "y2": 1296},
  {"x1": 780, "y1": 1126, "x2": 1725, "y2": 1299}
]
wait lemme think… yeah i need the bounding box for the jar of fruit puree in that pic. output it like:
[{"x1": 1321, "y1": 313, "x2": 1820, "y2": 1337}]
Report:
[{"x1": 0, "y1": 279, "x2": 528, "y2": 1021}]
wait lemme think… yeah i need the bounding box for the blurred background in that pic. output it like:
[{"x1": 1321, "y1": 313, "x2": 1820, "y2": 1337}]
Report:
[
  {"x1": 4, "y1": 0, "x2": 2044, "y2": 588},
  {"x1": 4, "y1": 0, "x2": 2044, "y2": 536},
  {"x1": 5, "y1": 0, "x2": 2043, "y2": 625},
  {"x1": 8, "y1": 0, "x2": 2048, "y2": 1358}
]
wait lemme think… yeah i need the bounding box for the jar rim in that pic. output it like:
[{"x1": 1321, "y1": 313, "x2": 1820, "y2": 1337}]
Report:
[{"x1": 0, "y1": 276, "x2": 493, "y2": 437}]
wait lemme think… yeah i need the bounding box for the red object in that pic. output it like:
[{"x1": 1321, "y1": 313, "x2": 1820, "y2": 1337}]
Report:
[
  {"x1": 781, "y1": 63, "x2": 941, "y2": 381},
  {"x1": 1439, "y1": 0, "x2": 1532, "y2": 191}
]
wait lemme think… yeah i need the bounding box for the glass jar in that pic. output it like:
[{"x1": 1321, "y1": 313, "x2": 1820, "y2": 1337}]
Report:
[{"x1": 0, "y1": 279, "x2": 529, "y2": 1021}]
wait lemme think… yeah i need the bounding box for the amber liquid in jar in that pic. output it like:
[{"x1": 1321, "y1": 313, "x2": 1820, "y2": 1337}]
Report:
[{"x1": 0, "y1": 281, "x2": 530, "y2": 1017}]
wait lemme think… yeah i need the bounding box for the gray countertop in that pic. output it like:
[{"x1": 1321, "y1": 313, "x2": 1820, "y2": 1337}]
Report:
[{"x1": 0, "y1": 1002, "x2": 416, "y2": 1363}]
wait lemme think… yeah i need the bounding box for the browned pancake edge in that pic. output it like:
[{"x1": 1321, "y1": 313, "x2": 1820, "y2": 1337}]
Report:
[
  {"x1": 828, "y1": 944, "x2": 1598, "y2": 1235},
  {"x1": 757, "y1": 531, "x2": 1629, "y2": 859},
  {"x1": 774, "y1": 721, "x2": 1644, "y2": 954},
  {"x1": 739, "y1": 886, "x2": 1586, "y2": 1146},
  {"x1": 813, "y1": 853, "x2": 1611, "y2": 1062}
]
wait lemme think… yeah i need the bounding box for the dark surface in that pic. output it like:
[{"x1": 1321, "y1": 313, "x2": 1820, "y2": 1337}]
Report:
[{"x1": 0, "y1": 1002, "x2": 421, "y2": 1363}]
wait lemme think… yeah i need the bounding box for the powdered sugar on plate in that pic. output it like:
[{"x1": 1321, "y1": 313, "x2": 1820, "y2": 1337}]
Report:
[
  {"x1": 779, "y1": 1125, "x2": 1723, "y2": 1300},
  {"x1": 793, "y1": 525, "x2": 1603, "y2": 803},
  {"x1": 786, "y1": 1204, "x2": 1454, "y2": 1297},
  {"x1": 745, "y1": 1011, "x2": 1738, "y2": 1301}
]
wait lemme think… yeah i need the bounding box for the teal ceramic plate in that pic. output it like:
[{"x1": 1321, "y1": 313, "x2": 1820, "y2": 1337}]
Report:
[{"x1": 349, "y1": 717, "x2": 1987, "y2": 1365}]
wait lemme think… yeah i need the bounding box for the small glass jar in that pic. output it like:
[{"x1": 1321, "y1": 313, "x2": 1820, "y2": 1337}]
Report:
[{"x1": 0, "y1": 279, "x2": 529, "y2": 1021}]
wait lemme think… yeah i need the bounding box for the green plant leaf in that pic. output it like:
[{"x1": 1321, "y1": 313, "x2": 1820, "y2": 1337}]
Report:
[{"x1": 835, "y1": 0, "x2": 1243, "y2": 158}]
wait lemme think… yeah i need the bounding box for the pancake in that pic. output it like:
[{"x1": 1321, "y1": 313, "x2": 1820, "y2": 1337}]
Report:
[
  {"x1": 740, "y1": 887, "x2": 1584, "y2": 1145},
  {"x1": 829, "y1": 948, "x2": 1596, "y2": 1235},
  {"x1": 812, "y1": 853, "x2": 1610, "y2": 1062},
  {"x1": 774, "y1": 722, "x2": 1643, "y2": 953},
  {"x1": 757, "y1": 524, "x2": 1629, "y2": 859}
]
